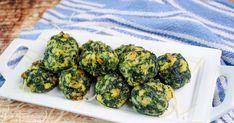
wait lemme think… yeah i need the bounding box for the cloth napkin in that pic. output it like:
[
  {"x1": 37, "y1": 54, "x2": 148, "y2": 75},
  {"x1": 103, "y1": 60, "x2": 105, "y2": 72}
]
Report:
[{"x1": 1, "y1": 0, "x2": 234, "y2": 122}]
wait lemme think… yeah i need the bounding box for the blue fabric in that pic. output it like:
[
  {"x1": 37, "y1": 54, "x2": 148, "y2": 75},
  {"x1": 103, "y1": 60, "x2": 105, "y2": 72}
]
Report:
[{"x1": 0, "y1": 0, "x2": 234, "y2": 122}]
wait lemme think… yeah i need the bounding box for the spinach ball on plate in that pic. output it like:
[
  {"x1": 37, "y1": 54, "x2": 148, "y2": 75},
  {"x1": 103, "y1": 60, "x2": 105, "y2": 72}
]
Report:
[
  {"x1": 43, "y1": 31, "x2": 79, "y2": 72},
  {"x1": 59, "y1": 65, "x2": 91, "y2": 100},
  {"x1": 157, "y1": 53, "x2": 191, "y2": 89},
  {"x1": 21, "y1": 60, "x2": 58, "y2": 93},
  {"x1": 131, "y1": 80, "x2": 174, "y2": 116},
  {"x1": 79, "y1": 40, "x2": 119, "y2": 76},
  {"x1": 118, "y1": 49, "x2": 158, "y2": 86},
  {"x1": 95, "y1": 73, "x2": 130, "y2": 108}
]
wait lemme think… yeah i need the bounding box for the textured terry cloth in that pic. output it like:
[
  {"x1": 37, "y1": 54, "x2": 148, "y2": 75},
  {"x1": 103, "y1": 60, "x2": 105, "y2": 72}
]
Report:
[{"x1": 0, "y1": 0, "x2": 234, "y2": 122}]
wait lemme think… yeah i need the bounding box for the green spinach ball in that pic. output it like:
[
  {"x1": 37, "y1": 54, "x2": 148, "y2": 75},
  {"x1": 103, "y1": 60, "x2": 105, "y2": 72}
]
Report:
[
  {"x1": 59, "y1": 65, "x2": 91, "y2": 100},
  {"x1": 119, "y1": 50, "x2": 158, "y2": 86},
  {"x1": 95, "y1": 73, "x2": 130, "y2": 108},
  {"x1": 157, "y1": 53, "x2": 191, "y2": 89},
  {"x1": 21, "y1": 60, "x2": 58, "y2": 93},
  {"x1": 43, "y1": 32, "x2": 79, "y2": 72},
  {"x1": 131, "y1": 81, "x2": 173, "y2": 116},
  {"x1": 79, "y1": 40, "x2": 119, "y2": 76}
]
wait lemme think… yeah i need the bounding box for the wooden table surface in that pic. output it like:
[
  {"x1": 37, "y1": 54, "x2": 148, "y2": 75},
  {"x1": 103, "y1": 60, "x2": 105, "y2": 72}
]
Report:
[{"x1": 0, "y1": 0, "x2": 107, "y2": 122}]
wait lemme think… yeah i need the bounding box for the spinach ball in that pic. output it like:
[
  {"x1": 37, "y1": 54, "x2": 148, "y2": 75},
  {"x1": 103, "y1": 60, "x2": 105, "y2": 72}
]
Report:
[
  {"x1": 131, "y1": 80, "x2": 173, "y2": 116},
  {"x1": 157, "y1": 53, "x2": 191, "y2": 89},
  {"x1": 119, "y1": 50, "x2": 158, "y2": 86},
  {"x1": 43, "y1": 32, "x2": 79, "y2": 72},
  {"x1": 95, "y1": 73, "x2": 130, "y2": 108},
  {"x1": 79, "y1": 40, "x2": 119, "y2": 76},
  {"x1": 21, "y1": 60, "x2": 58, "y2": 93},
  {"x1": 59, "y1": 65, "x2": 91, "y2": 100}
]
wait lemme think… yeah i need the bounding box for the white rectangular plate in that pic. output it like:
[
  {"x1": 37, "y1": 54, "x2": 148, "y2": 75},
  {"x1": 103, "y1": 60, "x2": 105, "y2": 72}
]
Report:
[{"x1": 0, "y1": 30, "x2": 222, "y2": 123}]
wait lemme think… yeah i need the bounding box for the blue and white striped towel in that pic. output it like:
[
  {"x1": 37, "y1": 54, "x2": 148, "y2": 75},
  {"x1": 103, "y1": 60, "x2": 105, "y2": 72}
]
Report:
[{"x1": 1, "y1": 0, "x2": 234, "y2": 122}]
